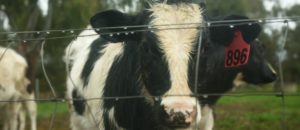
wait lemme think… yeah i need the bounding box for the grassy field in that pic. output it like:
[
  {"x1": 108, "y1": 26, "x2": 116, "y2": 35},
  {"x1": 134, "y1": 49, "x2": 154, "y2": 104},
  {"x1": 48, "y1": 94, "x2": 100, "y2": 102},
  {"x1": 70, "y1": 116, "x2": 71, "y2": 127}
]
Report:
[
  {"x1": 215, "y1": 96, "x2": 300, "y2": 130},
  {"x1": 33, "y1": 86, "x2": 300, "y2": 130},
  {"x1": 37, "y1": 102, "x2": 69, "y2": 130}
]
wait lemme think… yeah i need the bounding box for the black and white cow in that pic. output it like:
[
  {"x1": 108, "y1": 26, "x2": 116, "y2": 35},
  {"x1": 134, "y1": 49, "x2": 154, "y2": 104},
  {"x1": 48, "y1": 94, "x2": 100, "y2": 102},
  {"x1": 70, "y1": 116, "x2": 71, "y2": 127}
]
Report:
[
  {"x1": 196, "y1": 15, "x2": 277, "y2": 130},
  {"x1": 65, "y1": 1, "x2": 266, "y2": 130},
  {"x1": 66, "y1": 1, "x2": 203, "y2": 129}
]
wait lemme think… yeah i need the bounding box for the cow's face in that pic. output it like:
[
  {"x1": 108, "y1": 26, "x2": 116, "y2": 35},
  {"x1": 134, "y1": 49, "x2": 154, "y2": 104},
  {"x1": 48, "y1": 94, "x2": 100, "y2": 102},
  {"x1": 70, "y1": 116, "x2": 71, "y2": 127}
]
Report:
[
  {"x1": 242, "y1": 39, "x2": 277, "y2": 84},
  {"x1": 140, "y1": 3, "x2": 202, "y2": 128},
  {"x1": 91, "y1": 2, "x2": 202, "y2": 128}
]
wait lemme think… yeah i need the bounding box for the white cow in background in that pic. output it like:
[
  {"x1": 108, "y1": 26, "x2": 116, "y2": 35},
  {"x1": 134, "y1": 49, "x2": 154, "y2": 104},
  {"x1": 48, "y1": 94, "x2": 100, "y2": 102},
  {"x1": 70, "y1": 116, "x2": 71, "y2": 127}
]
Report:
[{"x1": 0, "y1": 46, "x2": 36, "y2": 130}]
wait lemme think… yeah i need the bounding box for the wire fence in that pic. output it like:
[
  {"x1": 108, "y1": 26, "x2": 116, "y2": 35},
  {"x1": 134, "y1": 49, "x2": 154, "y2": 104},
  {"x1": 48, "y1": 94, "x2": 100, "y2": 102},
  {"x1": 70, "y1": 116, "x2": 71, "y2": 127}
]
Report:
[
  {"x1": 0, "y1": 16, "x2": 300, "y2": 42},
  {"x1": 0, "y1": 16, "x2": 299, "y2": 130}
]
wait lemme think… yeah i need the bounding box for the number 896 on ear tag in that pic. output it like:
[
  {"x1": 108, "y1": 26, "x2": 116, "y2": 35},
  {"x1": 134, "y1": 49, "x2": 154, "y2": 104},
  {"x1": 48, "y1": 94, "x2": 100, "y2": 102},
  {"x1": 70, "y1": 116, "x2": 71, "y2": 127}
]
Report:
[{"x1": 225, "y1": 31, "x2": 250, "y2": 68}]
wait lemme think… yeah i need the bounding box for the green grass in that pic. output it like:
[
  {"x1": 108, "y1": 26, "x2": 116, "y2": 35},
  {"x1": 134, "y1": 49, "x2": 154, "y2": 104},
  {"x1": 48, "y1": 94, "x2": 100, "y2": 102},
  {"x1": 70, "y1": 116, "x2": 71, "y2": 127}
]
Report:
[
  {"x1": 214, "y1": 92, "x2": 300, "y2": 130},
  {"x1": 35, "y1": 85, "x2": 300, "y2": 130},
  {"x1": 37, "y1": 102, "x2": 69, "y2": 118}
]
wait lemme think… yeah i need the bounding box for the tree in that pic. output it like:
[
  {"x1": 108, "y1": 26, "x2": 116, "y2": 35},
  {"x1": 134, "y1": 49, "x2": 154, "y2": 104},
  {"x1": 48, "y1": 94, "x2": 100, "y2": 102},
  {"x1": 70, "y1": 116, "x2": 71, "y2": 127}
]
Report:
[
  {"x1": 206, "y1": 0, "x2": 267, "y2": 17},
  {"x1": 264, "y1": 3, "x2": 300, "y2": 83},
  {"x1": 0, "y1": 0, "x2": 100, "y2": 96},
  {"x1": 283, "y1": 5, "x2": 300, "y2": 82}
]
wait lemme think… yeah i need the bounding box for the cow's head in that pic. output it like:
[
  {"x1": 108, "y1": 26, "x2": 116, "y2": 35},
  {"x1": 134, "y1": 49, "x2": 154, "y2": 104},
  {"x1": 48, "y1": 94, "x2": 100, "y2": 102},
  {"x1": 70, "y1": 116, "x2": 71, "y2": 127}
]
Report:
[
  {"x1": 209, "y1": 15, "x2": 277, "y2": 85},
  {"x1": 241, "y1": 39, "x2": 277, "y2": 84},
  {"x1": 91, "y1": 1, "x2": 202, "y2": 128}
]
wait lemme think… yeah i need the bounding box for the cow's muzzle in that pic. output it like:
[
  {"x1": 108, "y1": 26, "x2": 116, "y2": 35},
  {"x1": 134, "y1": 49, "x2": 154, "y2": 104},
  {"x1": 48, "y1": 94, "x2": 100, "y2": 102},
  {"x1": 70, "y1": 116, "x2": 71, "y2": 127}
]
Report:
[{"x1": 161, "y1": 97, "x2": 198, "y2": 128}]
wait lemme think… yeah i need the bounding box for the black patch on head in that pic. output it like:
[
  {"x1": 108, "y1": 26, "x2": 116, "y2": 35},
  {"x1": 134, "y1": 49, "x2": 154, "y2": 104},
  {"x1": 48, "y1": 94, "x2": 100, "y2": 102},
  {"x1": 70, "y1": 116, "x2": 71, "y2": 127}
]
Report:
[
  {"x1": 72, "y1": 89, "x2": 86, "y2": 115},
  {"x1": 101, "y1": 41, "x2": 148, "y2": 129},
  {"x1": 81, "y1": 38, "x2": 106, "y2": 87},
  {"x1": 209, "y1": 15, "x2": 261, "y2": 46},
  {"x1": 140, "y1": 33, "x2": 171, "y2": 96}
]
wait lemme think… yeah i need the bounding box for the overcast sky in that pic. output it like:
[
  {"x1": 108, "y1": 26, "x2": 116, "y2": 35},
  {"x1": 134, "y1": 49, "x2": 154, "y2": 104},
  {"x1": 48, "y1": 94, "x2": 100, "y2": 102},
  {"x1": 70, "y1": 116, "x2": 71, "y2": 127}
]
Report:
[
  {"x1": 263, "y1": 0, "x2": 300, "y2": 11},
  {"x1": 262, "y1": 0, "x2": 300, "y2": 35},
  {"x1": 37, "y1": 0, "x2": 49, "y2": 16}
]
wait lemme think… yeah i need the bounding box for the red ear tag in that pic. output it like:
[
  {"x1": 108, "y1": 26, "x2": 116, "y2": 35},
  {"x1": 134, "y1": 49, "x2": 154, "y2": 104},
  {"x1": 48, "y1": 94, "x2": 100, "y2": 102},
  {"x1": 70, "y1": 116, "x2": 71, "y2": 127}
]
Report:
[{"x1": 225, "y1": 31, "x2": 250, "y2": 68}]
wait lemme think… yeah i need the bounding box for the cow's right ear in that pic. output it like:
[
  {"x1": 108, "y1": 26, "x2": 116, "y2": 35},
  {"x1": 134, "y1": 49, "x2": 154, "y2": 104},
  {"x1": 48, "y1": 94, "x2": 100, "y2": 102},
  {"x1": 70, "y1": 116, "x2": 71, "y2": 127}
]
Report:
[
  {"x1": 209, "y1": 15, "x2": 261, "y2": 46},
  {"x1": 90, "y1": 10, "x2": 137, "y2": 43}
]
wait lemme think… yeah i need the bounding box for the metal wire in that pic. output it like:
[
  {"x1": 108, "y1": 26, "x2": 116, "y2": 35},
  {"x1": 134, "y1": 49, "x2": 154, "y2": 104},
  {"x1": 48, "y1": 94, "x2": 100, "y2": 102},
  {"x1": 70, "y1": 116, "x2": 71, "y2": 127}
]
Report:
[
  {"x1": 40, "y1": 40, "x2": 57, "y2": 98},
  {"x1": 40, "y1": 40, "x2": 59, "y2": 130},
  {"x1": 278, "y1": 21, "x2": 290, "y2": 130},
  {"x1": 0, "y1": 17, "x2": 298, "y2": 43},
  {"x1": 0, "y1": 93, "x2": 299, "y2": 103},
  {"x1": 0, "y1": 16, "x2": 299, "y2": 36}
]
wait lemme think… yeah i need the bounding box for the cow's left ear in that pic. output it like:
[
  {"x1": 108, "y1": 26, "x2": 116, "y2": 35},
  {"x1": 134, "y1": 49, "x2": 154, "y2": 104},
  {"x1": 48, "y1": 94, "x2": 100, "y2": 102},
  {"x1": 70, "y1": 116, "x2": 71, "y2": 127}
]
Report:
[
  {"x1": 90, "y1": 10, "x2": 139, "y2": 43},
  {"x1": 209, "y1": 15, "x2": 261, "y2": 46}
]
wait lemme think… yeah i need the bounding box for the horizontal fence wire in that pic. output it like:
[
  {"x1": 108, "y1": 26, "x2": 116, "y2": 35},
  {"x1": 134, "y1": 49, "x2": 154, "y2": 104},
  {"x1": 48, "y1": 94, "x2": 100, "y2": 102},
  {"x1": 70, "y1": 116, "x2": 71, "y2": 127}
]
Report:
[
  {"x1": 1, "y1": 16, "x2": 300, "y2": 35},
  {"x1": 0, "y1": 16, "x2": 299, "y2": 42},
  {"x1": 0, "y1": 93, "x2": 299, "y2": 103}
]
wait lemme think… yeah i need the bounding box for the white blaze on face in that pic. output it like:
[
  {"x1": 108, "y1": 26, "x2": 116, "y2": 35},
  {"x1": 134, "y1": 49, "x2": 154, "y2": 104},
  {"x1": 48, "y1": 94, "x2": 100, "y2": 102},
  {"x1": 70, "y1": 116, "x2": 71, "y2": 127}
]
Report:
[
  {"x1": 149, "y1": 4, "x2": 203, "y2": 125},
  {"x1": 149, "y1": 3, "x2": 203, "y2": 96}
]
